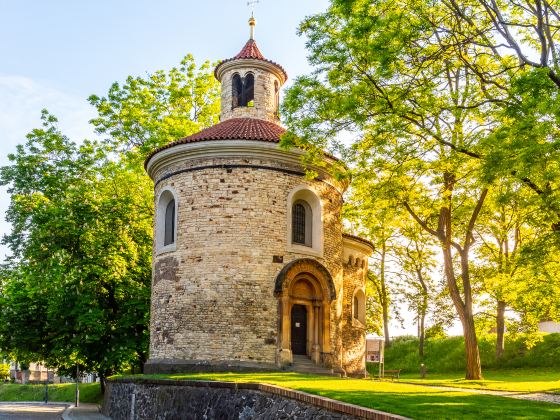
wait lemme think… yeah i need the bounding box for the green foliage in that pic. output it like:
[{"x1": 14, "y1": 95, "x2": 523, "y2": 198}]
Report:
[
  {"x1": 425, "y1": 325, "x2": 447, "y2": 340},
  {"x1": 284, "y1": 0, "x2": 560, "y2": 378},
  {"x1": 0, "y1": 363, "x2": 9, "y2": 381},
  {"x1": 0, "y1": 382, "x2": 101, "y2": 403},
  {"x1": 0, "y1": 53, "x2": 221, "y2": 380},
  {"x1": 0, "y1": 112, "x2": 152, "y2": 376},
  {"x1": 380, "y1": 333, "x2": 560, "y2": 373}
]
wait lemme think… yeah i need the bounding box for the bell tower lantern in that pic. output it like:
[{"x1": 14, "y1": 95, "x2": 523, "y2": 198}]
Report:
[{"x1": 214, "y1": 16, "x2": 288, "y2": 123}]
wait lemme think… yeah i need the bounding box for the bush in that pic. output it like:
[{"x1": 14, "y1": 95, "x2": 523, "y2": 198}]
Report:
[
  {"x1": 0, "y1": 364, "x2": 9, "y2": 381},
  {"x1": 375, "y1": 333, "x2": 560, "y2": 373}
]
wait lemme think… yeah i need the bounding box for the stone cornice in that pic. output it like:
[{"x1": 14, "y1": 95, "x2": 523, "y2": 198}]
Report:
[
  {"x1": 215, "y1": 59, "x2": 287, "y2": 85},
  {"x1": 146, "y1": 140, "x2": 347, "y2": 194},
  {"x1": 342, "y1": 234, "x2": 374, "y2": 255}
]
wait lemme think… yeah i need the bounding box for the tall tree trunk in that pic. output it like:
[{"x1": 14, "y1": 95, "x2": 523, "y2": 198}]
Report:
[
  {"x1": 496, "y1": 300, "x2": 506, "y2": 358},
  {"x1": 463, "y1": 312, "x2": 482, "y2": 380},
  {"x1": 415, "y1": 266, "x2": 428, "y2": 360},
  {"x1": 419, "y1": 310, "x2": 426, "y2": 359},
  {"x1": 442, "y1": 246, "x2": 482, "y2": 379},
  {"x1": 404, "y1": 179, "x2": 487, "y2": 380},
  {"x1": 380, "y1": 241, "x2": 391, "y2": 346},
  {"x1": 99, "y1": 372, "x2": 106, "y2": 395}
]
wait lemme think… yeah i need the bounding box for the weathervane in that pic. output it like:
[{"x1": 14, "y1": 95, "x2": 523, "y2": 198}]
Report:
[
  {"x1": 247, "y1": 0, "x2": 260, "y2": 10},
  {"x1": 247, "y1": 0, "x2": 259, "y2": 39}
]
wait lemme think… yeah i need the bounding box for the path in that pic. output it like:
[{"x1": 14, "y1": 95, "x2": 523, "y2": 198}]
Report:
[
  {"x1": 0, "y1": 402, "x2": 67, "y2": 419},
  {"x1": 0, "y1": 402, "x2": 110, "y2": 420},
  {"x1": 399, "y1": 381, "x2": 560, "y2": 404}
]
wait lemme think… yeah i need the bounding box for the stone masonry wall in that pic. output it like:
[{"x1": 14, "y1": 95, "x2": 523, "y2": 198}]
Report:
[
  {"x1": 219, "y1": 64, "x2": 282, "y2": 123},
  {"x1": 342, "y1": 255, "x2": 368, "y2": 376},
  {"x1": 148, "y1": 153, "x2": 345, "y2": 368},
  {"x1": 103, "y1": 379, "x2": 409, "y2": 420}
]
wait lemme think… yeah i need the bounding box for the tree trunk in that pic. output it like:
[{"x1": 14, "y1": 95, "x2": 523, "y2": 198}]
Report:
[
  {"x1": 380, "y1": 241, "x2": 390, "y2": 347},
  {"x1": 496, "y1": 300, "x2": 506, "y2": 359},
  {"x1": 416, "y1": 267, "x2": 428, "y2": 360},
  {"x1": 404, "y1": 181, "x2": 486, "y2": 380},
  {"x1": 383, "y1": 307, "x2": 390, "y2": 347},
  {"x1": 462, "y1": 305, "x2": 482, "y2": 380},
  {"x1": 447, "y1": 247, "x2": 482, "y2": 380},
  {"x1": 99, "y1": 373, "x2": 106, "y2": 395},
  {"x1": 419, "y1": 312, "x2": 426, "y2": 359}
]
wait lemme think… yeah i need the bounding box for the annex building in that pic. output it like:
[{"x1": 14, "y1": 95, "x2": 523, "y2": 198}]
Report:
[{"x1": 143, "y1": 17, "x2": 373, "y2": 377}]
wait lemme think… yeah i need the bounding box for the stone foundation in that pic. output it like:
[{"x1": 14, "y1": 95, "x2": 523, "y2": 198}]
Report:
[
  {"x1": 144, "y1": 359, "x2": 280, "y2": 374},
  {"x1": 103, "y1": 378, "x2": 409, "y2": 420}
]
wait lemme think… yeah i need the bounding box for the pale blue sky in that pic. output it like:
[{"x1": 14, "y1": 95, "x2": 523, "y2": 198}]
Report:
[{"x1": 0, "y1": 0, "x2": 330, "y2": 96}]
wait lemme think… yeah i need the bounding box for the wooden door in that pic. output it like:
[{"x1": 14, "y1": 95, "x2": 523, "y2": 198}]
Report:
[{"x1": 291, "y1": 304, "x2": 308, "y2": 355}]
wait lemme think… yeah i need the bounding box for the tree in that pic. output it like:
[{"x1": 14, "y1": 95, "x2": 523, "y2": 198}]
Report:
[
  {"x1": 436, "y1": 1, "x2": 560, "y2": 231},
  {"x1": 0, "y1": 363, "x2": 8, "y2": 381},
  {"x1": 281, "y1": 0, "x2": 511, "y2": 379},
  {"x1": 394, "y1": 230, "x2": 441, "y2": 359},
  {"x1": 345, "y1": 191, "x2": 403, "y2": 346},
  {"x1": 0, "y1": 54, "x2": 222, "y2": 391},
  {"x1": 0, "y1": 112, "x2": 152, "y2": 390}
]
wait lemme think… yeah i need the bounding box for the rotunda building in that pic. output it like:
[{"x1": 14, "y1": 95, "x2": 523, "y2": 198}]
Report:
[{"x1": 144, "y1": 18, "x2": 373, "y2": 377}]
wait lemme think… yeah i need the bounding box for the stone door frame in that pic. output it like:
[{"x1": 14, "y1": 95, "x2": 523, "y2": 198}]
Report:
[{"x1": 274, "y1": 258, "x2": 336, "y2": 368}]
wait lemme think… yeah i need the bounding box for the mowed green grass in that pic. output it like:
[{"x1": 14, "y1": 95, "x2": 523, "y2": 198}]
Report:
[
  {"x1": 129, "y1": 372, "x2": 560, "y2": 420},
  {"x1": 400, "y1": 368, "x2": 560, "y2": 393},
  {"x1": 0, "y1": 383, "x2": 102, "y2": 404}
]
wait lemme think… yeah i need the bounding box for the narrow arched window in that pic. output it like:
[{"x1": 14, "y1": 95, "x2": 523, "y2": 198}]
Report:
[
  {"x1": 292, "y1": 203, "x2": 306, "y2": 245},
  {"x1": 242, "y1": 73, "x2": 254, "y2": 107},
  {"x1": 274, "y1": 80, "x2": 280, "y2": 116},
  {"x1": 353, "y1": 289, "x2": 366, "y2": 325},
  {"x1": 164, "y1": 199, "x2": 175, "y2": 246},
  {"x1": 232, "y1": 74, "x2": 242, "y2": 109},
  {"x1": 292, "y1": 200, "x2": 312, "y2": 247}
]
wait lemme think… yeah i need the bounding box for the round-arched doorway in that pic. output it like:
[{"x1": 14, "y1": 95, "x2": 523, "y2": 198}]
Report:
[{"x1": 274, "y1": 259, "x2": 336, "y2": 367}]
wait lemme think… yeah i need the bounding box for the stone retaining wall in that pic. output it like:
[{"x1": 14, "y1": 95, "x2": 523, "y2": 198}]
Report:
[{"x1": 104, "y1": 378, "x2": 409, "y2": 420}]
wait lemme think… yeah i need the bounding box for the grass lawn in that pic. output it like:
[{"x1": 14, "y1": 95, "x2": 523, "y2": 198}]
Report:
[
  {"x1": 0, "y1": 383, "x2": 102, "y2": 404},
  {"x1": 399, "y1": 368, "x2": 560, "y2": 394},
  {"x1": 127, "y1": 372, "x2": 560, "y2": 419}
]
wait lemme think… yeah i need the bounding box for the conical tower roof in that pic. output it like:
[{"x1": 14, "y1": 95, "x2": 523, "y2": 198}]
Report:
[
  {"x1": 145, "y1": 17, "x2": 288, "y2": 169},
  {"x1": 214, "y1": 38, "x2": 287, "y2": 82}
]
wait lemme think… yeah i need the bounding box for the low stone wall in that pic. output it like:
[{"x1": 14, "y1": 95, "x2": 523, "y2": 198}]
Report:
[{"x1": 104, "y1": 378, "x2": 409, "y2": 420}]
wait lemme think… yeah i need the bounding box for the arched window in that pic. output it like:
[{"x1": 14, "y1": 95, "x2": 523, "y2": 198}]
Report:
[
  {"x1": 353, "y1": 289, "x2": 366, "y2": 325},
  {"x1": 164, "y1": 199, "x2": 175, "y2": 246},
  {"x1": 232, "y1": 73, "x2": 255, "y2": 108},
  {"x1": 292, "y1": 200, "x2": 312, "y2": 247},
  {"x1": 287, "y1": 186, "x2": 323, "y2": 256},
  {"x1": 274, "y1": 80, "x2": 280, "y2": 116},
  {"x1": 243, "y1": 73, "x2": 255, "y2": 107},
  {"x1": 156, "y1": 189, "x2": 177, "y2": 253},
  {"x1": 232, "y1": 74, "x2": 242, "y2": 108}
]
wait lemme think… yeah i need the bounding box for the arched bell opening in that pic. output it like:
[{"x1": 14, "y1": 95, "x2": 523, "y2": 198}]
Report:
[{"x1": 274, "y1": 259, "x2": 335, "y2": 368}]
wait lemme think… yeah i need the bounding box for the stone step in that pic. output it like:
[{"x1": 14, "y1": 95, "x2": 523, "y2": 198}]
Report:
[{"x1": 289, "y1": 356, "x2": 341, "y2": 377}]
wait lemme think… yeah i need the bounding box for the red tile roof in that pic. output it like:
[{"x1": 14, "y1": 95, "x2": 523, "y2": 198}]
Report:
[
  {"x1": 214, "y1": 39, "x2": 288, "y2": 81},
  {"x1": 144, "y1": 118, "x2": 286, "y2": 167},
  {"x1": 234, "y1": 39, "x2": 265, "y2": 60}
]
